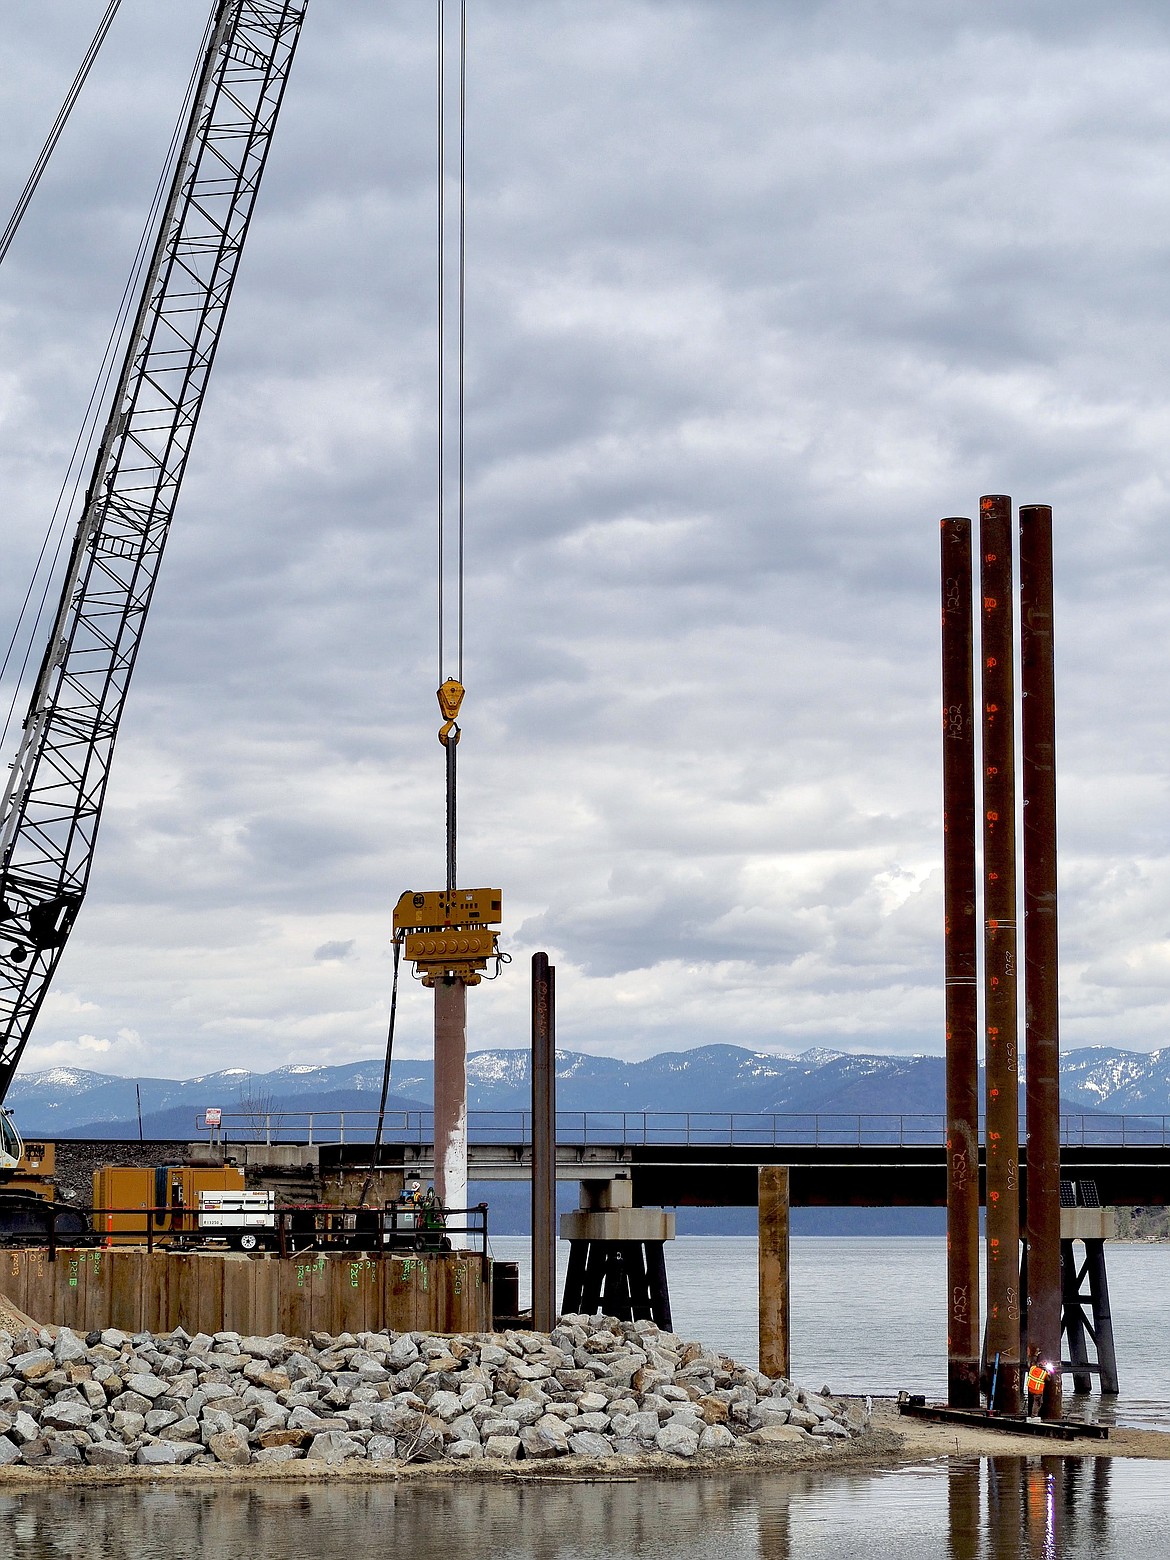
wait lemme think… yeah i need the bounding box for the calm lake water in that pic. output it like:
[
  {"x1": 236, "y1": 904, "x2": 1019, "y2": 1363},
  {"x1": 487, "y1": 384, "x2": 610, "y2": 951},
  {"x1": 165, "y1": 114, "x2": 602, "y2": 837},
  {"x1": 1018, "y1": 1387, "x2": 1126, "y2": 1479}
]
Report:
[
  {"x1": 5, "y1": 1235, "x2": 1167, "y2": 1556},
  {"x1": 2, "y1": 1456, "x2": 1165, "y2": 1559},
  {"x1": 493, "y1": 1234, "x2": 1170, "y2": 1429}
]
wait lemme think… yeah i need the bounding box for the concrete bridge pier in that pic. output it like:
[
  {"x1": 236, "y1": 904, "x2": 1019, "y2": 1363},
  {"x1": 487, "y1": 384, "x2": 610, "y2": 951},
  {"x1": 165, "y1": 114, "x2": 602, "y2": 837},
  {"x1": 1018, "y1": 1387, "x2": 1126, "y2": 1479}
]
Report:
[{"x1": 560, "y1": 1176, "x2": 674, "y2": 1329}]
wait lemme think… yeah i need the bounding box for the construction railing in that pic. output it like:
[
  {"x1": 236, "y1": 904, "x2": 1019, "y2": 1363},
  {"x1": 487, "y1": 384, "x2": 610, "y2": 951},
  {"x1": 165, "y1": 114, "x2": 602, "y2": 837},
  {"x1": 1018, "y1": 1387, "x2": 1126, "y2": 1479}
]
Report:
[
  {"x1": 195, "y1": 1109, "x2": 1170, "y2": 1149},
  {"x1": 53, "y1": 1203, "x2": 489, "y2": 1262}
]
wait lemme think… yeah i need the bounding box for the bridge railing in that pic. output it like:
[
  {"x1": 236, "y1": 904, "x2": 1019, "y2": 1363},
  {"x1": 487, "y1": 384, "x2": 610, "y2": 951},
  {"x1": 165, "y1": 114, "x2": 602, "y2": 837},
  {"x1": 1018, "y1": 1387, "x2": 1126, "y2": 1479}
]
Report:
[{"x1": 195, "y1": 1109, "x2": 1170, "y2": 1149}]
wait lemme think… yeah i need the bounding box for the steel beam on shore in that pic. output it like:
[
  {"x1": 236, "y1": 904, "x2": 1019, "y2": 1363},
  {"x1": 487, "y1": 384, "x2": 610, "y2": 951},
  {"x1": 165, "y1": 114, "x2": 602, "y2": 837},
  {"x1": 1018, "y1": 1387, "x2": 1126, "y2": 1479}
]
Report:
[
  {"x1": 758, "y1": 1165, "x2": 790, "y2": 1379},
  {"x1": 979, "y1": 494, "x2": 1022, "y2": 1414},
  {"x1": 941, "y1": 515, "x2": 981, "y2": 1407},
  {"x1": 1019, "y1": 502, "x2": 1063, "y2": 1419},
  {"x1": 531, "y1": 952, "x2": 557, "y2": 1334}
]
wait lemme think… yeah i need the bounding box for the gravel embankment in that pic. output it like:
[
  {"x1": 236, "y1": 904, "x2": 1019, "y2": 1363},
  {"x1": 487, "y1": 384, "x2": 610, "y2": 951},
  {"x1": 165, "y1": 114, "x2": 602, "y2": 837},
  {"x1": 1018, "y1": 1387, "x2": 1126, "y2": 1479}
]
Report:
[{"x1": 0, "y1": 1312, "x2": 868, "y2": 1471}]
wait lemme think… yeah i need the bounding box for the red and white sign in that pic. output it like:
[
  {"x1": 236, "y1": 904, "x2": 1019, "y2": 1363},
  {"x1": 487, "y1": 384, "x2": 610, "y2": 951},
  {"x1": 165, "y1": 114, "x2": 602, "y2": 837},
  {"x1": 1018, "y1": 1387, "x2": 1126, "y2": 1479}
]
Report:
[{"x1": 204, "y1": 1108, "x2": 222, "y2": 1128}]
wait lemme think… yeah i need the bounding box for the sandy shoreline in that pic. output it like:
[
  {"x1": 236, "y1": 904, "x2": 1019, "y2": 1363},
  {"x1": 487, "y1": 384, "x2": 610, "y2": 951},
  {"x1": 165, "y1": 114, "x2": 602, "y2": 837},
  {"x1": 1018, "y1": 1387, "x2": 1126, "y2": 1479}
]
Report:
[{"x1": 0, "y1": 1399, "x2": 1164, "y2": 1488}]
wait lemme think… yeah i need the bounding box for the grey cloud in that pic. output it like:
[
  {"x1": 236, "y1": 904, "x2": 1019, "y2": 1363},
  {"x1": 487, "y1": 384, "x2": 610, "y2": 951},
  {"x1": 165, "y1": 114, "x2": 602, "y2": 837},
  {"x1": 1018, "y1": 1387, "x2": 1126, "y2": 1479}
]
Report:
[
  {"x1": 313, "y1": 940, "x2": 356, "y2": 963},
  {"x1": 2, "y1": 2, "x2": 1170, "y2": 1075}
]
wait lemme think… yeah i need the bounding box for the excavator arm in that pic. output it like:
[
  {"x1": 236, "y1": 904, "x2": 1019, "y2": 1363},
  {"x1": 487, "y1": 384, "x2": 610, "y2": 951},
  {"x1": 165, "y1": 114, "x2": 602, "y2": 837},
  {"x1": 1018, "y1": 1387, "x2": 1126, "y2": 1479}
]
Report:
[{"x1": 0, "y1": 0, "x2": 307, "y2": 1103}]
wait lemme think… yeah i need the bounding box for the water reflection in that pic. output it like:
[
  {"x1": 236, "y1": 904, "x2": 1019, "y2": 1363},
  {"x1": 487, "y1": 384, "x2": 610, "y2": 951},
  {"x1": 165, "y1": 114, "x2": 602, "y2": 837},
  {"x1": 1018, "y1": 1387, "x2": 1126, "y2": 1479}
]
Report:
[
  {"x1": 946, "y1": 1456, "x2": 1116, "y2": 1559},
  {"x1": 0, "y1": 1455, "x2": 1153, "y2": 1560}
]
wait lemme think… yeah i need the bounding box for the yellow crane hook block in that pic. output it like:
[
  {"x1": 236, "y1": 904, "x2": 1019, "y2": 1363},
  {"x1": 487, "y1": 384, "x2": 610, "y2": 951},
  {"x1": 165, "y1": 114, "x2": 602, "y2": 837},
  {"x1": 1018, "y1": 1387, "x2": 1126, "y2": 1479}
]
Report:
[{"x1": 437, "y1": 678, "x2": 465, "y2": 746}]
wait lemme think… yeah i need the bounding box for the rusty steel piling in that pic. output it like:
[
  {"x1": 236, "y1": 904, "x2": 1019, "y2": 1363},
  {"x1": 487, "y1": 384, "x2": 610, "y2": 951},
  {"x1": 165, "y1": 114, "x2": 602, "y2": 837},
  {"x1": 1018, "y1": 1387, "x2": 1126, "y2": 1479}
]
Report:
[
  {"x1": 979, "y1": 494, "x2": 1022, "y2": 1414},
  {"x1": 1019, "y1": 503, "x2": 1063, "y2": 1419},
  {"x1": 941, "y1": 516, "x2": 981, "y2": 1407},
  {"x1": 531, "y1": 952, "x2": 557, "y2": 1334}
]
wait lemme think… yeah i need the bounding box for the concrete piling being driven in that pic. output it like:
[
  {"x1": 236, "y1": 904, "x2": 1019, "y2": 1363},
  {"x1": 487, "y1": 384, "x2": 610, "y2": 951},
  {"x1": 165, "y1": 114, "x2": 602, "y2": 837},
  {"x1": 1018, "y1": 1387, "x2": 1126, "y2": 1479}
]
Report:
[
  {"x1": 433, "y1": 978, "x2": 468, "y2": 1217},
  {"x1": 940, "y1": 516, "x2": 981, "y2": 1407},
  {"x1": 758, "y1": 1165, "x2": 790, "y2": 1380},
  {"x1": 979, "y1": 494, "x2": 1022, "y2": 1414}
]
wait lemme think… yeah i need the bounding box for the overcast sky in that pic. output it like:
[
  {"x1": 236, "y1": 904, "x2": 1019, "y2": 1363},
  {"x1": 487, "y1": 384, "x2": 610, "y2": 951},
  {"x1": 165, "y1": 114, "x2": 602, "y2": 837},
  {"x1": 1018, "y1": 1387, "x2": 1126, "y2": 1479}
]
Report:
[{"x1": 2, "y1": 0, "x2": 1170, "y2": 1079}]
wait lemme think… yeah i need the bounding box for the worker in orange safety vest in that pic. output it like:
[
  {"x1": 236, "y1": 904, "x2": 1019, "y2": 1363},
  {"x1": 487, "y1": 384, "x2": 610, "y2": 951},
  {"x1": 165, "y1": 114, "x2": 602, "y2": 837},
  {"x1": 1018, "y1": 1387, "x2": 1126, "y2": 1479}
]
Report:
[{"x1": 1025, "y1": 1346, "x2": 1050, "y2": 1417}]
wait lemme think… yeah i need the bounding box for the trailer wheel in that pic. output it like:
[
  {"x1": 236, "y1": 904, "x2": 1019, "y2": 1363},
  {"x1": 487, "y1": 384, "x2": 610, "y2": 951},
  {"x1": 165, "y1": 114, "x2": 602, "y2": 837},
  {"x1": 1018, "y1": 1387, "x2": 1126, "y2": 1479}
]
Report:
[{"x1": 235, "y1": 1231, "x2": 260, "y2": 1253}]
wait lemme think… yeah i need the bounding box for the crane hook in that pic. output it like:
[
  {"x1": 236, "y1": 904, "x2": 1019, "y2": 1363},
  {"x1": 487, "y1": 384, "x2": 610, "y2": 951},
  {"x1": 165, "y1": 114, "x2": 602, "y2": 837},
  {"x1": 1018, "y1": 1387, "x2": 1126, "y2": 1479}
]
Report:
[{"x1": 437, "y1": 678, "x2": 464, "y2": 746}]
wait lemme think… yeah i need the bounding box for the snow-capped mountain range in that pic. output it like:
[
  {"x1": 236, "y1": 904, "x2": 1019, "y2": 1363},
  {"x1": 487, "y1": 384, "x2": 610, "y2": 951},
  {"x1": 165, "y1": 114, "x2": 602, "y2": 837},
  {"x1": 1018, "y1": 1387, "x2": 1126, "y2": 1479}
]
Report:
[{"x1": 6, "y1": 1043, "x2": 1170, "y2": 1139}]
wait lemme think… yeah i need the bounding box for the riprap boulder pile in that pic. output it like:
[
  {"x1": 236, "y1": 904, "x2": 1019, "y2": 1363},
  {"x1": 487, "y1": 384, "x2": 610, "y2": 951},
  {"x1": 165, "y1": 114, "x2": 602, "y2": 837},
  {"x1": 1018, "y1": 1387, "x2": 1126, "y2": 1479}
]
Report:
[{"x1": 0, "y1": 1312, "x2": 867, "y2": 1469}]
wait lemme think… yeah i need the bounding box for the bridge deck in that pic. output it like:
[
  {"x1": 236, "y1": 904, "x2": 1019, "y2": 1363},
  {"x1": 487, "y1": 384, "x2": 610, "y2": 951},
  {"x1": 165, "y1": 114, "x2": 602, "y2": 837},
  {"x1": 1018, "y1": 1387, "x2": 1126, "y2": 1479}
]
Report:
[{"x1": 306, "y1": 1140, "x2": 1170, "y2": 1208}]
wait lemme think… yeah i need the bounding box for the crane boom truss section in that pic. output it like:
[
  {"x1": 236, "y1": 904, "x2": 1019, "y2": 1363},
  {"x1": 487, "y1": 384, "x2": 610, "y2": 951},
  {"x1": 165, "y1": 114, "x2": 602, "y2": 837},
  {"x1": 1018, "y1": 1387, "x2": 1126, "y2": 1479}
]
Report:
[{"x1": 0, "y1": 0, "x2": 307, "y2": 1101}]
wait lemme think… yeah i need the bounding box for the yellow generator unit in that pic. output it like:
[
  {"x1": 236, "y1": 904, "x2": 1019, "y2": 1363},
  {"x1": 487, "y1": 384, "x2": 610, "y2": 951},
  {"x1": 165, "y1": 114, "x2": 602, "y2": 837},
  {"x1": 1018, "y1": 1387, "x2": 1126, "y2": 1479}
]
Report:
[{"x1": 93, "y1": 1163, "x2": 244, "y2": 1245}]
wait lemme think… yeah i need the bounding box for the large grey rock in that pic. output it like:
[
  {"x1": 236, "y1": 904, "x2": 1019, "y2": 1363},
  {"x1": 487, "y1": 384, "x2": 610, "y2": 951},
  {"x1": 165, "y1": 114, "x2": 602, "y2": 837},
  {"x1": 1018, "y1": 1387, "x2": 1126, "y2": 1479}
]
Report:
[
  {"x1": 387, "y1": 1335, "x2": 420, "y2": 1369},
  {"x1": 519, "y1": 1424, "x2": 566, "y2": 1460},
  {"x1": 144, "y1": 1408, "x2": 179, "y2": 1435},
  {"x1": 240, "y1": 1336, "x2": 283, "y2": 1362},
  {"x1": 53, "y1": 1330, "x2": 89, "y2": 1366},
  {"x1": 0, "y1": 1435, "x2": 20, "y2": 1466},
  {"x1": 84, "y1": 1442, "x2": 134, "y2": 1467},
  {"x1": 507, "y1": 1399, "x2": 544, "y2": 1427},
  {"x1": 200, "y1": 1382, "x2": 238, "y2": 1403},
  {"x1": 110, "y1": 1391, "x2": 153, "y2": 1415},
  {"x1": 42, "y1": 1442, "x2": 83, "y2": 1466},
  {"x1": 568, "y1": 1431, "x2": 614, "y2": 1459},
  {"x1": 254, "y1": 1444, "x2": 302, "y2": 1464},
  {"x1": 427, "y1": 1391, "x2": 463, "y2": 1422},
  {"x1": 447, "y1": 1439, "x2": 483, "y2": 1460},
  {"x1": 42, "y1": 1401, "x2": 93, "y2": 1431},
  {"x1": 81, "y1": 1379, "x2": 108, "y2": 1410},
  {"x1": 446, "y1": 1413, "x2": 480, "y2": 1443},
  {"x1": 244, "y1": 1362, "x2": 291, "y2": 1394},
  {"x1": 753, "y1": 1403, "x2": 791, "y2": 1429},
  {"x1": 137, "y1": 1442, "x2": 200, "y2": 1465},
  {"x1": 698, "y1": 1424, "x2": 736, "y2": 1452},
  {"x1": 209, "y1": 1429, "x2": 252, "y2": 1467},
  {"x1": 483, "y1": 1435, "x2": 521, "y2": 1461},
  {"x1": 811, "y1": 1418, "x2": 849, "y2": 1438},
  {"x1": 305, "y1": 1430, "x2": 365, "y2": 1464},
  {"x1": 655, "y1": 1424, "x2": 700, "y2": 1458},
  {"x1": 11, "y1": 1349, "x2": 54, "y2": 1381},
  {"x1": 126, "y1": 1372, "x2": 168, "y2": 1401},
  {"x1": 11, "y1": 1410, "x2": 40, "y2": 1444},
  {"x1": 366, "y1": 1435, "x2": 398, "y2": 1463}
]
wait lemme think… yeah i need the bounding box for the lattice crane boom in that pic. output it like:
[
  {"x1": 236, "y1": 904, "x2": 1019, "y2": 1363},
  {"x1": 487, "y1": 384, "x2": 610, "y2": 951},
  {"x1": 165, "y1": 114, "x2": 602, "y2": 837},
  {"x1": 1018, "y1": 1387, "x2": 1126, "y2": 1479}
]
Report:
[{"x1": 0, "y1": 0, "x2": 307, "y2": 1103}]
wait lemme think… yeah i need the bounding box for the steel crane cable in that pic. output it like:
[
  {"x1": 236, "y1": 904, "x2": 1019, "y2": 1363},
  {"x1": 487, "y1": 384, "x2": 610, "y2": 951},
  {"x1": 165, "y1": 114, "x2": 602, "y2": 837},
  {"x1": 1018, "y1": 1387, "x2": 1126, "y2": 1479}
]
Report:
[
  {"x1": 457, "y1": 0, "x2": 467, "y2": 686},
  {"x1": 0, "y1": 11, "x2": 216, "y2": 755},
  {"x1": 0, "y1": 1, "x2": 125, "y2": 269},
  {"x1": 436, "y1": 0, "x2": 468, "y2": 685},
  {"x1": 437, "y1": 0, "x2": 445, "y2": 685}
]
